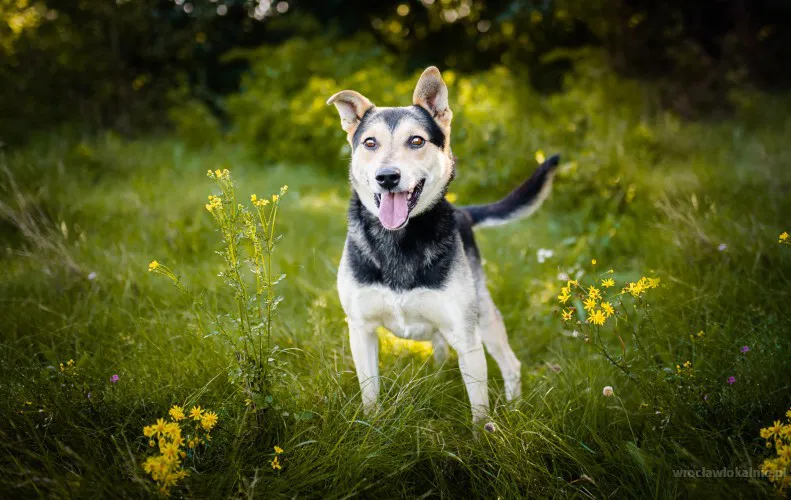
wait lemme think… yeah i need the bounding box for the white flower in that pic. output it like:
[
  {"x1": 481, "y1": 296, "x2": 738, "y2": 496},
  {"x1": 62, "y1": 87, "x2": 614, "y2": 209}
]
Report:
[
  {"x1": 602, "y1": 386, "x2": 614, "y2": 397},
  {"x1": 537, "y1": 248, "x2": 554, "y2": 263},
  {"x1": 557, "y1": 272, "x2": 569, "y2": 281},
  {"x1": 717, "y1": 243, "x2": 728, "y2": 252},
  {"x1": 87, "y1": 272, "x2": 97, "y2": 281}
]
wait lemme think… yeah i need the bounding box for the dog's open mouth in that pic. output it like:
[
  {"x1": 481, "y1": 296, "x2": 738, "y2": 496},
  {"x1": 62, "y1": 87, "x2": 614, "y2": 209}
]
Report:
[{"x1": 373, "y1": 179, "x2": 425, "y2": 230}]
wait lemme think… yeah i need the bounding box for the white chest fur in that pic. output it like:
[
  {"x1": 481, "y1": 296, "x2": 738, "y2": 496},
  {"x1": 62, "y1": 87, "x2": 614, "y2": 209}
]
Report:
[{"x1": 337, "y1": 244, "x2": 477, "y2": 340}]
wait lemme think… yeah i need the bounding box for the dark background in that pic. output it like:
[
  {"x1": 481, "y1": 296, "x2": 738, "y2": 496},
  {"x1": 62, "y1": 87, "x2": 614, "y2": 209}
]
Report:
[{"x1": 2, "y1": 0, "x2": 790, "y2": 143}]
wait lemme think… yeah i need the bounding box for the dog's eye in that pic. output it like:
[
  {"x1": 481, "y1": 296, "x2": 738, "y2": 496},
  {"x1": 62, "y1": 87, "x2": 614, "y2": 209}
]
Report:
[
  {"x1": 409, "y1": 136, "x2": 425, "y2": 148},
  {"x1": 363, "y1": 138, "x2": 377, "y2": 150}
]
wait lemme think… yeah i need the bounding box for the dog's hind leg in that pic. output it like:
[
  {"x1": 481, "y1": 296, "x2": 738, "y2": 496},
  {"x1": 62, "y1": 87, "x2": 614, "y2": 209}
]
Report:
[
  {"x1": 348, "y1": 320, "x2": 380, "y2": 413},
  {"x1": 477, "y1": 291, "x2": 522, "y2": 401}
]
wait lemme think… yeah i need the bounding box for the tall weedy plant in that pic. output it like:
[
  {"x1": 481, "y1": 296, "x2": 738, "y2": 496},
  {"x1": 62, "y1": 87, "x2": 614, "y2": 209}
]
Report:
[{"x1": 149, "y1": 169, "x2": 288, "y2": 419}]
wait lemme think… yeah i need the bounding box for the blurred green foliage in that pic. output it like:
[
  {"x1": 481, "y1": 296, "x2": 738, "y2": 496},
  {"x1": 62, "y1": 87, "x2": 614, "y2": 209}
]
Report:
[{"x1": 3, "y1": 0, "x2": 791, "y2": 142}]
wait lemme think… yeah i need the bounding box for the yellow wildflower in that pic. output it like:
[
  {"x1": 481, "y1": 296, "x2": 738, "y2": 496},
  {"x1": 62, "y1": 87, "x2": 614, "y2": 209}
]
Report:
[
  {"x1": 561, "y1": 308, "x2": 573, "y2": 321},
  {"x1": 274, "y1": 445, "x2": 284, "y2": 454},
  {"x1": 164, "y1": 422, "x2": 181, "y2": 439},
  {"x1": 591, "y1": 259, "x2": 597, "y2": 265},
  {"x1": 143, "y1": 425, "x2": 156, "y2": 438},
  {"x1": 272, "y1": 193, "x2": 279, "y2": 203},
  {"x1": 601, "y1": 278, "x2": 615, "y2": 288},
  {"x1": 148, "y1": 261, "x2": 160, "y2": 272},
  {"x1": 169, "y1": 405, "x2": 185, "y2": 421},
  {"x1": 153, "y1": 418, "x2": 167, "y2": 437},
  {"x1": 201, "y1": 411, "x2": 219, "y2": 431},
  {"x1": 271, "y1": 455, "x2": 282, "y2": 470},
  {"x1": 160, "y1": 441, "x2": 180, "y2": 461},
  {"x1": 250, "y1": 194, "x2": 257, "y2": 202},
  {"x1": 583, "y1": 297, "x2": 597, "y2": 312},
  {"x1": 697, "y1": 330, "x2": 705, "y2": 338},
  {"x1": 764, "y1": 420, "x2": 785, "y2": 440},
  {"x1": 189, "y1": 406, "x2": 203, "y2": 421},
  {"x1": 207, "y1": 169, "x2": 215, "y2": 178},
  {"x1": 780, "y1": 231, "x2": 790, "y2": 244},
  {"x1": 445, "y1": 192, "x2": 458, "y2": 203},
  {"x1": 786, "y1": 408, "x2": 791, "y2": 419},
  {"x1": 601, "y1": 301, "x2": 615, "y2": 317},
  {"x1": 280, "y1": 185, "x2": 288, "y2": 195},
  {"x1": 587, "y1": 309, "x2": 606, "y2": 326},
  {"x1": 557, "y1": 291, "x2": 571, "y2": 304},
  {"x1": 625, "y1": 280, "x2": 645, "y2": 297},
  {"x1": 587, "y1": 286, "x2": 601, "y2": 300}
]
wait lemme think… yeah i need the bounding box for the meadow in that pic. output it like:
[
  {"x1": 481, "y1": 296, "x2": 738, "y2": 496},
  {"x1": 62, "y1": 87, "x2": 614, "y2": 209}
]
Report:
[{"x1": 2, "y1": 58, "x2": 791, "y2": 498}]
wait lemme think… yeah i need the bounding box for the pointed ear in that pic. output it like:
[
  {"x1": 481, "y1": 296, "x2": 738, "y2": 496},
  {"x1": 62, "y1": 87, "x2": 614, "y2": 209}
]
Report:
[
  {"x1": 326, "y1": 90, "x2": 373, "y2": 136},
  {"x1": 413, "y1": 66, "x2": 452, "y2": 130}
]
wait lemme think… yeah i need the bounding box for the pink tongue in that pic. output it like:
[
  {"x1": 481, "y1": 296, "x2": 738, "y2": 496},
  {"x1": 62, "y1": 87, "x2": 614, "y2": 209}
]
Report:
[{"x1": 378, "y1": 192, "x2": 409, "y2": 229}]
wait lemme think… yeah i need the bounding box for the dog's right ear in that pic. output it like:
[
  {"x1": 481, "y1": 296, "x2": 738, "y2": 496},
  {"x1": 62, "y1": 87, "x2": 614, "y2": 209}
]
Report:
[{"x1": 326, "y1": 90, "x2": 373, "y2": 137}]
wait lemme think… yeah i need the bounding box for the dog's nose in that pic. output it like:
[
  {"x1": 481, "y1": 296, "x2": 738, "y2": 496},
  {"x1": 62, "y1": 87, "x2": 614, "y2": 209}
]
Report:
[{"x1": 375, "y1": 167, "x2": 401, "y2": 190}]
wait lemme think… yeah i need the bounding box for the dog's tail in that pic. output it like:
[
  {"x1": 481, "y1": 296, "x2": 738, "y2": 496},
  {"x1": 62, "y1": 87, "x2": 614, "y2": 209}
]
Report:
[{"x1": 459, "y1": 154, "x2": 560, "y2": 228}]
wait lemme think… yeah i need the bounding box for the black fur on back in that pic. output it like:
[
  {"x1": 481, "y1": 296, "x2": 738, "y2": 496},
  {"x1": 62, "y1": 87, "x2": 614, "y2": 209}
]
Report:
[{"x1": 346, "y1": 193, "x2": 462, "y2": 291}]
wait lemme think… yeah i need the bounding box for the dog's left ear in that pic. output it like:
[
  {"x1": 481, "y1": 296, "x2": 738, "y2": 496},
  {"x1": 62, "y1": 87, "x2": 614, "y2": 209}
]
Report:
[
  {"x1": 413, "y1": 66, "x2": 452, "y2": 130},
  {"x1": 326, "y1": 90, "x2": 373, "y2": 137}
]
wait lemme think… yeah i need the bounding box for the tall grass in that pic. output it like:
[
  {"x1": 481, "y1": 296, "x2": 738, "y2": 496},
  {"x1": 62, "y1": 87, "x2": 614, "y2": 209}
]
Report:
[{"x1": 1, "y1": 87, "x2": 791, "y2": 497}]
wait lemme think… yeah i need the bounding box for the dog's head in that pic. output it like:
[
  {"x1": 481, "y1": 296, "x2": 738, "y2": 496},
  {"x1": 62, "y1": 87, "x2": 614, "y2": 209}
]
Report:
[{"x1": 327, "y1": 67, "x2": 454, "y2": 230}]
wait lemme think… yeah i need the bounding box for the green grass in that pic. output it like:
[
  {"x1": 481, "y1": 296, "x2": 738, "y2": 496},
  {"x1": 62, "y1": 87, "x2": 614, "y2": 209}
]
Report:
[{"x1": 1, "y1": 106, "x2": 791, "y2": 498}]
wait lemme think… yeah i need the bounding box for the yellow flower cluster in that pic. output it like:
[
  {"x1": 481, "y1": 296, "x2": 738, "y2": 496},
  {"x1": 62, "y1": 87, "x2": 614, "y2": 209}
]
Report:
[
  {"x1": 250, "y1": 186, "x2": 288, "y2": 208},
  {"x1": 760, "y1": 409, "x2": 791, "y2": 493},
  {"x1": 206, "y1": 168, "x2": 230, "y2": 180},
  {"x1": 148, "y1": 260, "x2": 159, "y2": 272},
  {"x1": 59, "y1": 358, "x2": 75, "y2": 373},
  {"x1": 558, "y1": 266, "x2": 659, "y2": 327},
  {"x1": 622, "y1": 276, "x2": 660, "y2": 298},
  {"x1": 557, "y1": 279, "x2": 577, "y2": 304},
  {"x1": 780, "y1": 231, "x2": 790, "y2": 245},
  {"x1": 271, "y1": 445, "x2": 285, "y2": 471},
  {"x1": 142, "y1": 405, "x2": 219, "y2": 495},
  {"x1": 675, "y1": 360, "x2": 694, "y2": 377},
  {"x1": 205, "y1": 195, "x2": 222, "y2": 213},
  {"x1": 581, "y1": 285, "x2": 614, "y2": 326},
  {"x1": 250, "y1": 193, "x2": 269, "y2": 208}
]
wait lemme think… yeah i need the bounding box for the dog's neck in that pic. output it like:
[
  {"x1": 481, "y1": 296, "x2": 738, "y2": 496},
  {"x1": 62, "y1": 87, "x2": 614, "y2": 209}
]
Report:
[{"x1": 346, "y1": 192, "x2": 459, "y2": 291}]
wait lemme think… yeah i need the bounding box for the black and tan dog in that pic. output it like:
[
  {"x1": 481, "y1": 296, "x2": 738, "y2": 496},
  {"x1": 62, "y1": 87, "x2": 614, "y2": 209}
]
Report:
[{"x1": 327, "y1": 67, "x2": 559, "y2": 423}]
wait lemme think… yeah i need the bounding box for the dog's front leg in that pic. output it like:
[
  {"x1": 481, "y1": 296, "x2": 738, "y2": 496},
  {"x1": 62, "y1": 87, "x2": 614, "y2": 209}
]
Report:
[
  {"x1": 445, "y1": 324, "x2": 489, "y2": 424},
  {"x1": 348, "y1": 320, "x2": 380, "y2": 413}
]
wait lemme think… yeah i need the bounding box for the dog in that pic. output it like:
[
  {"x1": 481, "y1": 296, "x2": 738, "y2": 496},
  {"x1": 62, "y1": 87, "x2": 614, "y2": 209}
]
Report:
[{"x1": 327, "y1": 66, "x2": 560, "y2": 424}]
